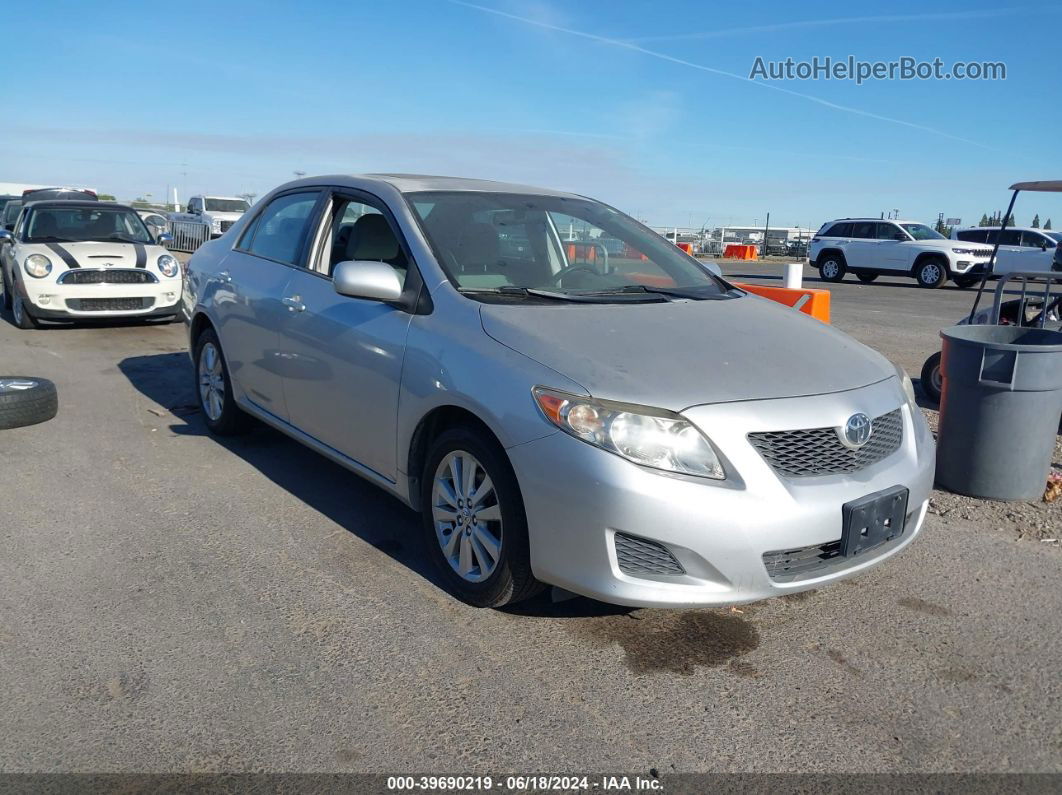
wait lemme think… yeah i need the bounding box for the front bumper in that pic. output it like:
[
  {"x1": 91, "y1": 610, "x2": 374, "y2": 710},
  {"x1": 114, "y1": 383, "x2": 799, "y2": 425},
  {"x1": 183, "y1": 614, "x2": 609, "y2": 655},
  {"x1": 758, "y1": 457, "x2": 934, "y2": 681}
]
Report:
[
  {"x1": 508, "y1": 382, "x2": 935, "y2": 608},
  {"x1": 952, "y1": 260, "x2": 991, "y2": 276},
  {"x1": 20, "y1": 279, "x2": 183, "y2": 320}
]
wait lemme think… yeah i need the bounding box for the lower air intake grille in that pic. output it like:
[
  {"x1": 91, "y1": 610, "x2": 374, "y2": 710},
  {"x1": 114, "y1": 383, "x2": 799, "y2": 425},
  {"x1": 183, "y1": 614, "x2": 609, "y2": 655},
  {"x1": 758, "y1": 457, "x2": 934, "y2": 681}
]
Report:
[
  {"x1": 762, "y1": 541, "x2": 843, "y2": 581},
  {"x1": 748, "y1": 409, "x2": 903, "y2": 478},
  {"x1": 615, "y1": 533, "x2": 685, "y2": 576},
  {"x1": 66, "y1": 297, "x2": 154, "y2": 312}
]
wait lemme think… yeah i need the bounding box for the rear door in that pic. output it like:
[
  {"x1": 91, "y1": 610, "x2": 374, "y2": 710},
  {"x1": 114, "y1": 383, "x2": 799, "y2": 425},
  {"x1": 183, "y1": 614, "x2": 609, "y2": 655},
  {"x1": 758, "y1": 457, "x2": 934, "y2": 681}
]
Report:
[
  {"x1": 844, "y1": 221, "x2": 879, "y2": 269},
  {"x1": 990, "y1": 229, "x2": 1023, "y2": 275},
  {"x1": 213, "y1": 190, "x2": 322, "y2": 421},
  {"x1": 274, "y1": 190, "x2": 415, "y2": 482}
]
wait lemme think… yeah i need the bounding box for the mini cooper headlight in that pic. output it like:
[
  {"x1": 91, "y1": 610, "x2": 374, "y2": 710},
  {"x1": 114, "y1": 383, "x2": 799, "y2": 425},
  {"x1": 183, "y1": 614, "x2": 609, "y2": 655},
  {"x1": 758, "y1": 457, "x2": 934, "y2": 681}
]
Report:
[
  {"x1": 24, "y1": 254, "x2": 52, "y2": 278},
  {"x1": 533, "y1": 386, "x2": 725, "y2": 479},
  {"x1": 157, "y1": 254, "x2": 180, "y2": 278}
]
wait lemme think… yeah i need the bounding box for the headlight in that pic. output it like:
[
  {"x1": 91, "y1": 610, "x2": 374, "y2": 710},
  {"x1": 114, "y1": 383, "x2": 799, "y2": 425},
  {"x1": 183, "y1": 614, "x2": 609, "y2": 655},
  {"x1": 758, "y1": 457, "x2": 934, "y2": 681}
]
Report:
[
  {"x1": 951, "y1": 247, "x2": 980, "y2": 255},
  {"x1": 210, "y1": 218, "x2": 222, "y2": 232},
  {"x1": 157, "y1": 254, "x2": 180, "y2": 278},
  {"x1": 24, "y1": 254, "x2": 52, "y2": 278},
  {"x1": 894, "y1": 364, "x2": 917, "y2": 408},
  {"x1": 532, "y1": 386, "x2": 725, "y2": 479}
]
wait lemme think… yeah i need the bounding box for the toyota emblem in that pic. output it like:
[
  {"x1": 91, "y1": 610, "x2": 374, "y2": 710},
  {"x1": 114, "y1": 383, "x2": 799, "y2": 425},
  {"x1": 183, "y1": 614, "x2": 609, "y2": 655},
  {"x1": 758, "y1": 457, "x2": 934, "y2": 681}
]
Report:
[{"x1": 839, "y1": 413, "x2": 873, "y2": 449}]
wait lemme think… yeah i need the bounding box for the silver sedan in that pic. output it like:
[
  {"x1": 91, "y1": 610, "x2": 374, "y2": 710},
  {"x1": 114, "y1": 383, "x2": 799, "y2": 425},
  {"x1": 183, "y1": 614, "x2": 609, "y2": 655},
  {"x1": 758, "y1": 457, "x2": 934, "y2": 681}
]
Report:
[{"x1": 183, "y1": 174, "x2": 935, "y2": 608}]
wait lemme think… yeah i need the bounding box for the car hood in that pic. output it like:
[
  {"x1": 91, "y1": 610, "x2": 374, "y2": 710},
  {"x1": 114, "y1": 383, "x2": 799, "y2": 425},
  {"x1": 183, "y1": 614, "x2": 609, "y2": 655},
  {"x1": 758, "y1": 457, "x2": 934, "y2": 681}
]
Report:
[
  {"x1": 23, "y1": 240, "x2": 167, "y2": 270},
  {"x1": 910, "y1": 238, "x2": 967, "y2": 250},
  {"x1": 204, "y1": 211, "x2": 243, "y2": 221},
  {"x1": 479, "y1": 295, "x2": 893, "y2": 410}
]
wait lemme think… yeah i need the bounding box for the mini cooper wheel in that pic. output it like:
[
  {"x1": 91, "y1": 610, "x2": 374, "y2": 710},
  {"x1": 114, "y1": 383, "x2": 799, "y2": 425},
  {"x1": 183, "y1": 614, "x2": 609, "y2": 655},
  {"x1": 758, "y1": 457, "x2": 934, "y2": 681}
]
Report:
[
  {"x1": 915, "y1": 258, "x2": 948, "y2": 288},
  {"x1": 11, "y1": 295, "x2": 39, "y2": 329},
  {"x1": 818, "y1": 255, "x2": 847, "y2": 282},
  {"x1": 421, "y1": 427, "x2": 541, "y2": 607},
  {"x1": 0, "y1": 377, "x2": 58, "y2": 430},
  {"x1": 856, "y1": 273, "x2": 878, "y2": 283},
  {"x1": 1, "y1": 272, "x2": 11, "y2": 311},
  {"x1": 920, "y1": 351, "x2": 943, "y2": 403},
  {"x1": 193, "y1": 329, "x2": 251, "y2": 435}
]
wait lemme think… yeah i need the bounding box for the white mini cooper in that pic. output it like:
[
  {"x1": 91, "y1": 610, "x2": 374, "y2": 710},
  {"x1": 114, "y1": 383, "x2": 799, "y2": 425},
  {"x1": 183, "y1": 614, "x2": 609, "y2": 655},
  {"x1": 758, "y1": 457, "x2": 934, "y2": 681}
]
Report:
[{"x1": 0, "y1": 200, "x2": 183, "y2": 328}]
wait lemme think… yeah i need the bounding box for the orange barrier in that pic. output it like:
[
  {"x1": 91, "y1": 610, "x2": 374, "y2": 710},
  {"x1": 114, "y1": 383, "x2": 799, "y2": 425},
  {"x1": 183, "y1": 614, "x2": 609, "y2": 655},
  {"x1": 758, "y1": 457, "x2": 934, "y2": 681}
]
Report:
[
  {"x1": 675, "y1": 241, "x2": 693, "y2": 254},
  {"x1": 723, "y1": 244, "x2": 758, "y2": 260},
  {"x1": 733, "y1": 282, "x2": 831, "y2": 324}
]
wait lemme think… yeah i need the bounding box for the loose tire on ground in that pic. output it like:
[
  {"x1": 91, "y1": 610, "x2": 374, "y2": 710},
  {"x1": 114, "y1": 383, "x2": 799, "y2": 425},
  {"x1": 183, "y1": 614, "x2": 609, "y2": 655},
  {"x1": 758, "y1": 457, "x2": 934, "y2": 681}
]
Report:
[
  {"x1": 920, "y1": 351, "x2": 943, "y2": 403},
  {"x1": 915, "y1": 258, "x2": 948, "y2": 289},
  {"x1": 0, "y1": 377, "x2": 58, "y2": 430},
  {"x1": 817, "y1": 254, "x2": 847, "y2": 283},
  {"x1": 856, "y1": 273, "x2": 878, "y2": 283},
  {"x1": 420, "y1": 426, "x2": 543, "y2": 608}
]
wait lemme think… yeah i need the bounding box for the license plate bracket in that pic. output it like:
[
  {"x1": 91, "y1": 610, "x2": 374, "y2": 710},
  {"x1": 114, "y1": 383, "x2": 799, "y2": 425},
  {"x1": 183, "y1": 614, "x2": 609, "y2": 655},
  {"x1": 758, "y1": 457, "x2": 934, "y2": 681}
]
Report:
[{"x1": 841, "y1": 485, "x2": 909, "y2": 558}]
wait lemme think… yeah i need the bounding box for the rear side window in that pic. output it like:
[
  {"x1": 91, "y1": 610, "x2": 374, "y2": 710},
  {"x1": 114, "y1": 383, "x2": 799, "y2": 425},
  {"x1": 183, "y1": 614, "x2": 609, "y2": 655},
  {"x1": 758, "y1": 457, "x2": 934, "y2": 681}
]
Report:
[
  {"x1": 824, "y1": 222, "x2": 852, "y2": 237},
  {"x1": 998, "y1": 229, "x2": 1022, "y2": 246},
  {"x1": 851, "y1": 222, "x2": 876, "y2": 239},
  {"x1": 956, "y1": 229, "x2": 988, "y2": 243},
  {"x1": 245, "y1": 192, "x2": 321, "y2": 265}
]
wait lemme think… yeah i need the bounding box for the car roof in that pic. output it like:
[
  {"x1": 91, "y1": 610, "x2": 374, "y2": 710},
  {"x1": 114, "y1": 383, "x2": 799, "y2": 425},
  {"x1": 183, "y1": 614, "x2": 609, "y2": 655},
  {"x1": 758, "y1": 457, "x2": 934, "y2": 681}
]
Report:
[
  {"x1": 288, "y1": 173, "x2": 584, "y2": 199},
  {"x1": 24, "y1": 200, "x2": 135, "y2": 211},
  {"x1": 823, "y1": 218, "x2": 915, "y2": 224}
]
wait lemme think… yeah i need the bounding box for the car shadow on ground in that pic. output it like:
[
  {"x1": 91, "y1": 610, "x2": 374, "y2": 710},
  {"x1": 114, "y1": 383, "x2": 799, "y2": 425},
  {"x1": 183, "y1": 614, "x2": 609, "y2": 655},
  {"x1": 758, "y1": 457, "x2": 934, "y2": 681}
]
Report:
[{"x1": 117, "y1": 351, "x2": 627, "y2": 619}]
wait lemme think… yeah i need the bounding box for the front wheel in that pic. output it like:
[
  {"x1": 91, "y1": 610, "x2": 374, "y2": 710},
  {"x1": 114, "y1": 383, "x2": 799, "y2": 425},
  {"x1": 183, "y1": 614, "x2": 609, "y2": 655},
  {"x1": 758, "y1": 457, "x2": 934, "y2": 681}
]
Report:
[
  {"x1": 915, "y1": 259, "x2": 948, "y2": 288},
  {"x1": 818, "y1": 255, "x2": 847, "y2": 283},
  {"x1": 193, "y1": 329, "x2": 251, "y2": 435},
  {"x1": 953, "y1": 275, "x2": 979, "y2": 289},
  {"x1": 856, "y1": 273, "x2": 878, "y2": 283},
  {"x1": 11, "y1": 295, "x2": 39, "y2": 329},
  {"x1": 421, "y1": 427, "x2": 542, "y2": 607},
  {"x1": 920, "y1": 351, "x2": 943, "y2": 403}
]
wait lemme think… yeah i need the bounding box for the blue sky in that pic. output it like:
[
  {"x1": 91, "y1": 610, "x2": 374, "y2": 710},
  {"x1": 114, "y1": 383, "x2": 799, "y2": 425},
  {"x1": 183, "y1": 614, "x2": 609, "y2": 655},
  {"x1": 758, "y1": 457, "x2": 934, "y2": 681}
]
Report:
[{"x1": 5, "y1": 0, "x2": 1061, "y2": 229}]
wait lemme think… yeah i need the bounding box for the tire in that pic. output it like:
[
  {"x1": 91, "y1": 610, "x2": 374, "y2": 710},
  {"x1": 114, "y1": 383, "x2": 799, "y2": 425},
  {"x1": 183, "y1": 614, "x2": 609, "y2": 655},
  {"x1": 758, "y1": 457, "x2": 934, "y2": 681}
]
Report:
[
  {"x1": 11, "y1": 294, "x2": 39, "y2": 329},
  {"x1": 193, "y1": 328, "x2": 251, "y2": 436},
  {"x1": 1, "y1": 271, "x2": 11, "y2": 311},
  {"x1": 914, "y1": 258, "x2": 948, "y2": 289},
  {"x1": 953, "y1": 275, "x2": 979, "y2": 289},
  {"x1": 856, "y1": 273, "x2": 878, "y2": 283},
  {"x1": 420, "y1": 426, "x2": 542, "y2": 608},
  {"x1": 817, "y1": 253, "x2": 847, "y2": 282},
  {"x1": 0, "y1": 377, "x2": 58, "y2": 430},
  {"x1": 920, "y1": 351, "x2": 943, "y2": 403}
]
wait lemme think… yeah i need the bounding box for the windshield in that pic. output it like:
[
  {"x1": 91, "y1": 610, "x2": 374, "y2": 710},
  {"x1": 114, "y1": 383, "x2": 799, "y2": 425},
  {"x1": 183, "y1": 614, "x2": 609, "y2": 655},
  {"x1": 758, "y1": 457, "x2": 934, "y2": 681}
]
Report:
[
  {"x1": 1045, "y1": 232, "x2": 1062, "y2": 244},
  {"x1": 205, "y1": 198, "x2": 249, "y2": 213},
  {"x1": 407, "y1": 191, "x2": 728, "y2": 299},
  {"x1": 900, "y1": 223, "x2": 945, "y2": 241},
  {"x1": 24, "y1": 206, "x2": 153, "y2": 243}
]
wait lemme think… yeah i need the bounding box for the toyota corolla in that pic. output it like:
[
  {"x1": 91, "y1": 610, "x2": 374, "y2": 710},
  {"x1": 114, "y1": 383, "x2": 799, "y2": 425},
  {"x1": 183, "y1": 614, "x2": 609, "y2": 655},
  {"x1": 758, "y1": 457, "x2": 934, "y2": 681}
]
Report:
[{"x1": 182, "y1": 174, "x2": 935, "y2": 608}]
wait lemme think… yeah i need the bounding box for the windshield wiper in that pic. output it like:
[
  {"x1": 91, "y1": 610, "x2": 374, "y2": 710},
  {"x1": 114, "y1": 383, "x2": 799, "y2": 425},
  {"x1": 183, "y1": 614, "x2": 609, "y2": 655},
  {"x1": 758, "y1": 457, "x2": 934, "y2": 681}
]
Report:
[
  {"x1": 579, "y1": 284, "x2": 735, "y2": 300},
  {"x1": 459, "y1": 286, "x2": 666, "y2": 303}
]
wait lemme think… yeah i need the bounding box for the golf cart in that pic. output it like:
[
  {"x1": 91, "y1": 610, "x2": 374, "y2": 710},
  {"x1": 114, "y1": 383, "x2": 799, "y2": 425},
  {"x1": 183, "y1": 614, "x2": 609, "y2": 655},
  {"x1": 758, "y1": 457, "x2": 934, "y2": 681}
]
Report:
[{"x1": 920, "y1": 181, "x2": 1062, "y2": 403}]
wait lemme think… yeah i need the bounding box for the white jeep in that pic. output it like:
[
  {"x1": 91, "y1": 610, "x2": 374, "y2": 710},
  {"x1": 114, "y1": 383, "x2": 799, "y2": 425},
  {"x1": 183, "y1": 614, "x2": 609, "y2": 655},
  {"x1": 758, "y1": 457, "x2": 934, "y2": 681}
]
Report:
[{"x1": 809, "y1": 218, "x2": 994, "y2": 288}]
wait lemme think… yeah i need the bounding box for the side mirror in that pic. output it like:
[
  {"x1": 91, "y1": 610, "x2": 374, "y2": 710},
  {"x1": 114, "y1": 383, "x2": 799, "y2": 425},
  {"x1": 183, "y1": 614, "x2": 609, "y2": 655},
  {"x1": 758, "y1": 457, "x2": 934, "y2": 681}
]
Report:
[
  {"x1": 893, "y1": 233, "x2": 907, "y2": 241},
  {"x1": 157, "y1": 232, "x2": 174, "y2": 245},
  {"x1": 0, "y1": 229, "x2": 11, "y2": 243},
  {"x1": 332, "y1": 260, "x2": 403, "y2": 303}
]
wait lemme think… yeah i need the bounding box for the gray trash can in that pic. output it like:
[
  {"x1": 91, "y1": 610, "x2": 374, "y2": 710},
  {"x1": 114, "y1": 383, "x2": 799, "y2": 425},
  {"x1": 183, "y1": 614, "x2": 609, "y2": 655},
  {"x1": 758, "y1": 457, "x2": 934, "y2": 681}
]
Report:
[{"x1": 936, "y1": 324, "x2": 1062, "y2": 501}]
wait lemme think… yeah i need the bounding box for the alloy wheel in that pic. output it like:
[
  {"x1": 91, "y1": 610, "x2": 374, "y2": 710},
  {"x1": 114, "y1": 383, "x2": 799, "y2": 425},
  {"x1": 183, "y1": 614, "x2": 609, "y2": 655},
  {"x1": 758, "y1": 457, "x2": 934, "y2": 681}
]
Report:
[
  {"x1": 198, "y1": 342, "x2": 226, "y2": 421},
  {"x1": 12, "y1": 296, "x2": 24, "y2": 326},
  {"x1": 821, "y1": 260, "x2": 839, "y2": 278},
  {"x1": 921, "y1": 263, "x2": 942, "y2": 285},
  {"x1": 431, "y1": 450, "x2": 503, "y2": 583}
]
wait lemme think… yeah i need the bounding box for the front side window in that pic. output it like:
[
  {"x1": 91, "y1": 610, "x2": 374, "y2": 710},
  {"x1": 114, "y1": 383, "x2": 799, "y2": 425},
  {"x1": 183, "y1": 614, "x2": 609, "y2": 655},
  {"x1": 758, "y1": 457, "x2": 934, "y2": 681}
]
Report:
[
  {"x1": 1020, "y1": 230, "x2": 1050, "y2": 248},
  {"x1": 899, "y1": 223, "x2": 944, "y2": 241},
  {"x1": 317, "y1": 197, "x2": 408, "y2": 284},
  {"x1": 875, "y1": 223, "x2": 902, "y2": 240},
  {"x1": 24, "y1": 206, "x2": 152, "y2": 243},
  {"x1": 407, "y1": 191, "x2": 727, "y2": 298},
  {"x1": 205, "y1": 198, "x2": 249, "y2": 213},
  {"x1": 1046, "y1": 232, "x2": 1062, "y2": 244},
  {"x1": 245, "y1": 192, "x2": 320, "y2": 265}
]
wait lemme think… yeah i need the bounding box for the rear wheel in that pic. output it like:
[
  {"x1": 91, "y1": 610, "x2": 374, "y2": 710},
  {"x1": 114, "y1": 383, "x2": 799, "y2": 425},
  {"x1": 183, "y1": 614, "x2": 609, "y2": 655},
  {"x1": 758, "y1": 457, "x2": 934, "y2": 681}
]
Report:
[
  {"x1": 421, "y1": 426, "x2": 542, "y2": 607},
  {"x1": 193, "y1": 329, "x2": 251, "y2": 435},
  {"x1": 915, "y1": 258, "x2": 948, "y2": 288},
  {"x1": 920, "y1": 351, "x2": 943, "y2": 403},
  {"x1": 818, "y1": 254, "x2": 847, "y2": 283},
  {"x1": 856, "y1": 273, "x2": 878, "y2": 283}
]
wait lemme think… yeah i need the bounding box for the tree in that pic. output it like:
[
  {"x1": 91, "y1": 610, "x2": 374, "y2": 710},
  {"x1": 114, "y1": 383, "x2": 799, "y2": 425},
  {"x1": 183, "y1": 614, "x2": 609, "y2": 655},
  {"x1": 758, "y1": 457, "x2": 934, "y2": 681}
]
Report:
[
  {"x1": 1046, "y1": 219, "x2": 1053, "y2": 230},
  {"x1": 97, "y1": 193, "x2": 116, "y2": 201},
  {"x1": 979, "y1": 213, "x2": 990, "y2": 227},
  {"x1": 1032, "y1": 214, "x2": 1040, "y2": 228}
]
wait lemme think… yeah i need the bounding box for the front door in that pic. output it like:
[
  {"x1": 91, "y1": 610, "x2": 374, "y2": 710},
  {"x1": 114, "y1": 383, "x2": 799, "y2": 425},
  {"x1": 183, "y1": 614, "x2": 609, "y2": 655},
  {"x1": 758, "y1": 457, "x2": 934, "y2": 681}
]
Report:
[{"x1": 276, "y1": 193, "x2": 414, "y2": 482}]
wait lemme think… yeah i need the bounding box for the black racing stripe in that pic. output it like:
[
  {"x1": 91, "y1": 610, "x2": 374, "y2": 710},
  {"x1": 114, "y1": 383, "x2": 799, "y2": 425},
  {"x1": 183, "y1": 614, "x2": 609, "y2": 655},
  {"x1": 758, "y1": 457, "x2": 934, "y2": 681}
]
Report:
[
  {"x1": 133, "y1": 243, "x2": 146, "y2": 268},
  {"x1": 46, "y1": 243, "x2": 80, "y2": 269}
]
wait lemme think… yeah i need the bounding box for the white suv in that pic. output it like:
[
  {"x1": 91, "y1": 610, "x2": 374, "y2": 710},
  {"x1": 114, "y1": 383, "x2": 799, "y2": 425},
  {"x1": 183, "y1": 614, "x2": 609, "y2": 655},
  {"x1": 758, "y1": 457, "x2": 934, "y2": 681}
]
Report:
[
  {"x1": 809, "y1": 218, "x2": 994, "y2": 288},
  {"x1": 950, "y1": 226, "x2": 1061, "y2": 276}
]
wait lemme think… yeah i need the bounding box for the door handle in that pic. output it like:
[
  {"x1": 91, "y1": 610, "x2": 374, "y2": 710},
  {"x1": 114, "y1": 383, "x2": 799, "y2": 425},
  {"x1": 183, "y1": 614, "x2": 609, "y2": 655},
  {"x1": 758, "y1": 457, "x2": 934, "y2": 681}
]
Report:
[
  {"x1": 217, "y1": 270, "x2": 232, "y2": 283},
  {"x1": 282, "y1": 295, "x2": 305, "y2": 313}
]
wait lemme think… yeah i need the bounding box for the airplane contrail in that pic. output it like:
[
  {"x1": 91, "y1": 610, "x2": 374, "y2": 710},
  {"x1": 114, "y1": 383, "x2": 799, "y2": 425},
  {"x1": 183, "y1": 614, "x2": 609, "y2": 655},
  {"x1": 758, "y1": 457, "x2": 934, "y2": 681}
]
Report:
[{"x1": 448, "y1": 0, "x2": 996, "y2": 151}]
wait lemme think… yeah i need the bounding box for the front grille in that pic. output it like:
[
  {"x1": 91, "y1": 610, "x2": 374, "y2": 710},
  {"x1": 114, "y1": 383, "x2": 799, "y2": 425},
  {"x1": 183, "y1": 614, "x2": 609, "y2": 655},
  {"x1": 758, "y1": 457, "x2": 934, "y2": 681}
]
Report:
[
  {"x1": 614, "y1": 533, "x2": 685, "y2": 576},
  {"x1": 59, "y1": 269, "x2": 157, "y2": 285},
  {"x1": 66, "y1": 297, "x2": 154, "y2": 312},
  {"x1": 219, "y1": 220, "x2": 235, "y2": 232},
  {"x1": 748, "y1": 409, "x2": 903, "y2": 478}
]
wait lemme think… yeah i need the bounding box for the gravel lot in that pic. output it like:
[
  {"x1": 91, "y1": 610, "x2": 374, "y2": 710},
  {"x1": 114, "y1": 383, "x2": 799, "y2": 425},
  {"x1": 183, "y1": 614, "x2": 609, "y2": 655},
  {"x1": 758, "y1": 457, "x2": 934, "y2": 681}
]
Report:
[{"x1": 0, "y1": 262, "x2": 1059, "y2": 775}]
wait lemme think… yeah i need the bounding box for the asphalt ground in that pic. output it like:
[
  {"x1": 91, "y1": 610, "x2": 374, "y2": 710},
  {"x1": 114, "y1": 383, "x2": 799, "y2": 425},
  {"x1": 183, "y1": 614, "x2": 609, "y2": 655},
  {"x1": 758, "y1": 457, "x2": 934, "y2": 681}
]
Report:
[{"x1": 0, "y1": 262, "x2": 1059, "y2": 776}]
